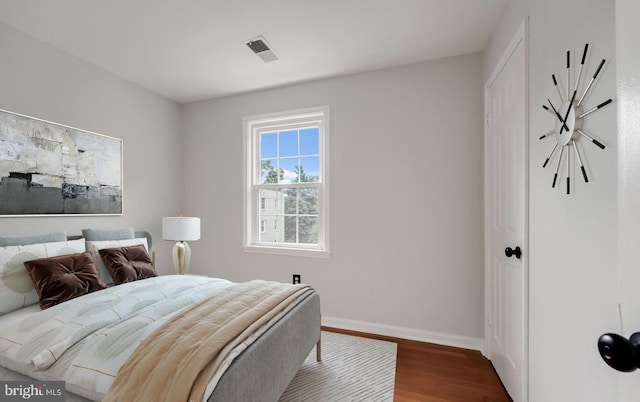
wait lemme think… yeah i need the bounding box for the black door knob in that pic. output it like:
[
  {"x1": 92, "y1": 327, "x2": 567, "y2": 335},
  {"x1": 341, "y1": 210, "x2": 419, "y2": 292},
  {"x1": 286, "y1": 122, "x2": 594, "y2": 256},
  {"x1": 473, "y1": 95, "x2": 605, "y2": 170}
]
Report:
[
  {"x1": 505, "y1": 246, "x2": 522, "y2": 259},
  {"x1": 598, "y1": 332, "x2": 640, "y2": 372}
]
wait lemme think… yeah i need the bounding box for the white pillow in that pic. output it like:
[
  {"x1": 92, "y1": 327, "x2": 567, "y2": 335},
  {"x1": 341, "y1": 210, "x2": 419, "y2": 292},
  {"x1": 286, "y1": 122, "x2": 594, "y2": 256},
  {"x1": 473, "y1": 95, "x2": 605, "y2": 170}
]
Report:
[
  {"x1": 86, "y1": 238, "x2": 149, "y2": 286},
  {"x1": 0, "y1": 239, "x2": 86, "y2": 314}
]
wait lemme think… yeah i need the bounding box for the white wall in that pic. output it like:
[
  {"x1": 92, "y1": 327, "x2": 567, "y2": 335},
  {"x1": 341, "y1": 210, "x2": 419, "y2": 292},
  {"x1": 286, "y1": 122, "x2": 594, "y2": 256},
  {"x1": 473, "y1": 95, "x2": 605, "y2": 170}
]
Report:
[
  {"x1": 182, "y1": 54, "x2": 485, "y2": 346},
  {"x1": 0, "y1": 22, "x2": 183, "y2": 275},
  {"x1": 616, "y1": 0, "x2": 640, "y2": 399},
  {"x1": 484, "y1": 1, "x2": 619, "y2": 401}
]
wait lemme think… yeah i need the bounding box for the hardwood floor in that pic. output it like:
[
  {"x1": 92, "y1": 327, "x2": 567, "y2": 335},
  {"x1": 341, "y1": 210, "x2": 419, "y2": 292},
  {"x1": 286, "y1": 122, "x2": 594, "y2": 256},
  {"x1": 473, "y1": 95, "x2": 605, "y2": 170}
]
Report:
[{"x1": 323, "y1": 327, "x2": 512, "y2": 402}]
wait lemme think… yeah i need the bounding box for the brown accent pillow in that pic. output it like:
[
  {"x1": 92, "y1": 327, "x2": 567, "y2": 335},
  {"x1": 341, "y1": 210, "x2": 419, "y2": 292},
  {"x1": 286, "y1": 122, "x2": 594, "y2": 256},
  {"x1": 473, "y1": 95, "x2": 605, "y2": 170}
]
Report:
[
  {"x1": 23, "y1": 252, "x2": 107, "y2": 309},
  {"x1": 99, "y1": 245, "x2": 157, "y2": 285}
]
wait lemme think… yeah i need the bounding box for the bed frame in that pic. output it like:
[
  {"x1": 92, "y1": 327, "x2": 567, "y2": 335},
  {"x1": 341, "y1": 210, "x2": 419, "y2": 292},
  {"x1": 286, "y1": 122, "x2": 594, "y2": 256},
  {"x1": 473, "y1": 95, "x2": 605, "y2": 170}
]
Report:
[
  {"x1": 0, "y1": 231, "x2": 322, "y2": 402},
  {"x1": 209, "y1": 292, "x2": 320, "y2": 401}
]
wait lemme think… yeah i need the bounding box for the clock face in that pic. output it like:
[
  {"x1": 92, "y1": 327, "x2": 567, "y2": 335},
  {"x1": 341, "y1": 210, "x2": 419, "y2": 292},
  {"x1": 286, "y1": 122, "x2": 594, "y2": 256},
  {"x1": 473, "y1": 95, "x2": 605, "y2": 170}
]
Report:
[{"x1": 541, "y1": 43, "x2": 611, "y2": 194}]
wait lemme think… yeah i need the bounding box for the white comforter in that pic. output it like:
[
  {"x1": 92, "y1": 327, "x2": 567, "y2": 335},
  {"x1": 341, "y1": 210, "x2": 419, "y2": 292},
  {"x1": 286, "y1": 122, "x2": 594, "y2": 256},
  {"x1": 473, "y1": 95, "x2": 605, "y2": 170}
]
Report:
[{"x1": 0, "y1": 275, "x2": 235, "y2": 400}]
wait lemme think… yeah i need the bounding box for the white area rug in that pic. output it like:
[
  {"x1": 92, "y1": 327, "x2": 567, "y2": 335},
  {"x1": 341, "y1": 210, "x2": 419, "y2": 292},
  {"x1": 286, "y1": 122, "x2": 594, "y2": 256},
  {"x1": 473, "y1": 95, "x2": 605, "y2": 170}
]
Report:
[{"x1": 279, "y1": 331, "x2": 398, "y2": 402}]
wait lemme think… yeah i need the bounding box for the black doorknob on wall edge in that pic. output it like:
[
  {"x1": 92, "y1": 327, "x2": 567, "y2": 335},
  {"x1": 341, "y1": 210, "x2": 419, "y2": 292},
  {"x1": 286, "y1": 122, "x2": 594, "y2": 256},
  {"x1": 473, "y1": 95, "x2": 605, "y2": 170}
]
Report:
[
  {"x1": 598, "y1": 332, "x2": 640, "y2": 372},
  {"x1": 505, "y1": 246, "x2": 522, "y2": 259}
]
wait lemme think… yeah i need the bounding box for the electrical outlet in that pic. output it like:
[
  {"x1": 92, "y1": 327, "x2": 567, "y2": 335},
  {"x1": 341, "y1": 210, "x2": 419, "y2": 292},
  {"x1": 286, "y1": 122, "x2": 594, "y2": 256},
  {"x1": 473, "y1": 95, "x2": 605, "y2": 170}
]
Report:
[{"x1": 293, "y1": 274, "x2": 301, "y2": 284}]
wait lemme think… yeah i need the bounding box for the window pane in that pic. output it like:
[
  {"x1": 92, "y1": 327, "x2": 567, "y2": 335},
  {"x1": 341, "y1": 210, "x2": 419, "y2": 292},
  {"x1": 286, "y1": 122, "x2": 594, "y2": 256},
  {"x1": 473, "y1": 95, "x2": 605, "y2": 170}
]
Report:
[
  {"x1": 261, "y1": 132, "x2": 277, "y2": 158},
  {"x1": 300, "y1": 127, "x2": 319, "y2": 155},
  {"x1": 279, "y1": 157, "x2": 299, "y2": 183},
  {"x1": 298, "y1": 187, "x2": 318, "y2": 215},
  {"x1": 299, "y1": 217, "x2": 318, "y2": 244},
  {"x1": 259, "y1": 189, "x2": 285, "y2": 213},
  {"x1": 299, "y1": 157, "x2": 319, "y2": 182},
  {"x1": 261, "y1": 159, "x2": 280, "y2": 184},
  {"x1": 279, "y1": 130, "x2": 298, "y2": 157},
  {"x1": 284, "y1": 189, "x2": 297, "y2": 214},
  {"x1": 259, "y1": 215, "x2": 284, "y2": 242},
  {"x1": 284, "y1": 216, "x2": 297, "y2": 243},
  {"x1": 258, "y1": 189, "x2": 285, "y2": 243}
]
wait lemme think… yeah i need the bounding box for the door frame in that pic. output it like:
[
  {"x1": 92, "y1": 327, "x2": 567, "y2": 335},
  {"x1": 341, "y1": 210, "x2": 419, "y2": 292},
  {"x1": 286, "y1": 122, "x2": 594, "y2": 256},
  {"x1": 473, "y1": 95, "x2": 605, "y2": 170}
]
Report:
[{"x1": 483, "y1": 18, "x2": 530, "y2": 401}]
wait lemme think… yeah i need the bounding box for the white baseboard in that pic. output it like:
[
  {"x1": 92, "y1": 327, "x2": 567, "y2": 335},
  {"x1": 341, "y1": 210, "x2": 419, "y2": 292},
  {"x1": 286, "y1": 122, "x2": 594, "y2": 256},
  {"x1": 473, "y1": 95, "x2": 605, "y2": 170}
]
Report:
[{"x1": 321, "y1": 316, "x2": 483, "y2": 351}]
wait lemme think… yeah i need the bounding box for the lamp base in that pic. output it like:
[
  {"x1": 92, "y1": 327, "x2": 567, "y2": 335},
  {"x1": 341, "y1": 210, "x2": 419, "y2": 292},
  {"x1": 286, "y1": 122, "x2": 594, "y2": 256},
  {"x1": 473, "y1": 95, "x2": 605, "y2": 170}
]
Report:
[{"x1": 172, "y1": 241, "x2": 191, "y2": 275}]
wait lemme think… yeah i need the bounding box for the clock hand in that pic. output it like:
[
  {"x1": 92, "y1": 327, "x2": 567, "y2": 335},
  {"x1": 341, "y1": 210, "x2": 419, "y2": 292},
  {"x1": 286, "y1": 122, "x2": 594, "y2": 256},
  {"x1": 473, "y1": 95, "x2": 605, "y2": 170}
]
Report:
[
  {"x1": 559, "y1": 89, "x2": 578, "y2": 134},
  {"x1": 577, "y1": 59, "x2": 606, "y2": 107},
  {"x1": 578, "y1": 98, "x2": 613, "y2": 119},
  {"x1": 547, "y1": 99, "x2": 569, "y2": 132}
]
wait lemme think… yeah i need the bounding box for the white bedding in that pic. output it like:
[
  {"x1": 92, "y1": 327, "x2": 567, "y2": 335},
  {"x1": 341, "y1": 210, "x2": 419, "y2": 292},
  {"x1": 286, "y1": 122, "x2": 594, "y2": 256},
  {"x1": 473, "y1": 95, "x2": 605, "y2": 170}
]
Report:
[{"x1": 0, "y1": 275, "x2": 300, "y2": 401}]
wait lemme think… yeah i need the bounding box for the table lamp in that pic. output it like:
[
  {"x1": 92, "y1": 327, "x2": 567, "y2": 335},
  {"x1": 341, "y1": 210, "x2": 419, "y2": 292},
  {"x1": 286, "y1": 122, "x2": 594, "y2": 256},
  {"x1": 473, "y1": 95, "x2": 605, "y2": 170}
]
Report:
[{"x1": 162, "y1": 217, "x2": 200, "y2": 274}]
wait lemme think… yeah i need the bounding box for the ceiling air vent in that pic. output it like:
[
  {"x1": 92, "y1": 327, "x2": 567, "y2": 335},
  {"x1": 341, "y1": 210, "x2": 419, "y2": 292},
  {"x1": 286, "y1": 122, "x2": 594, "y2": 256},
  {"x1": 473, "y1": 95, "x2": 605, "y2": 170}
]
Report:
[{"x1": 245, "y1": 36, "x2": 279, "y2": 63}]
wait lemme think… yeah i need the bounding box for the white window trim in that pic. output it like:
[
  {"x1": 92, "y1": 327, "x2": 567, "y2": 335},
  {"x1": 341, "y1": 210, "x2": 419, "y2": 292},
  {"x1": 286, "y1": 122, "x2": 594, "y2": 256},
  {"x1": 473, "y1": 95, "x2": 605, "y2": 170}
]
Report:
[{"x1": 242, "y1": 106, "x2": 330, "y2": 258}]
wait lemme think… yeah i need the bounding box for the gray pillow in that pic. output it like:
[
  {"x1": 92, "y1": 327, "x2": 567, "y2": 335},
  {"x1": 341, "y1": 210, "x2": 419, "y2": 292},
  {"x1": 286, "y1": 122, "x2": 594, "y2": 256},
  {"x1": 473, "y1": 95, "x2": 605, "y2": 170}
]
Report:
[
  {"x1": 82, "y1": 228, "x2": 135, "y2": 241},
  {"x1": 0, "y1": 232, "x2": 67, "y2": 247}
]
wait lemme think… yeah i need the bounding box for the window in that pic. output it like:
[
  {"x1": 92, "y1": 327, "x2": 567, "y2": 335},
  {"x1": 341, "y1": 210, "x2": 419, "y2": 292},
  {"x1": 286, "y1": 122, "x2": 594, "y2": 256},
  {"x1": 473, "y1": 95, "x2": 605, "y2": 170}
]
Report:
[{"x1": 243, "y1": 106, "x2": 329, "y2": 257}]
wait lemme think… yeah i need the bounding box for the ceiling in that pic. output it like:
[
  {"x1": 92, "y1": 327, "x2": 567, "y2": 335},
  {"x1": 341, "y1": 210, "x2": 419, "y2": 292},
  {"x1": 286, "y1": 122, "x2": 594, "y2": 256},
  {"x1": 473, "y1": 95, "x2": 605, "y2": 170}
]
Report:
[{"x1": 0, "y1": 0, "x2": 508, "y2": 104}]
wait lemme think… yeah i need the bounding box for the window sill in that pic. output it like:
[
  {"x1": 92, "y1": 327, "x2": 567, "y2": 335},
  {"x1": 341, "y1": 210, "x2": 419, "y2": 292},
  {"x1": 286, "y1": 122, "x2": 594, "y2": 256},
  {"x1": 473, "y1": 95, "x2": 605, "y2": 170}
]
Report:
[{"x1": 242, "y1": 244, "x2": 330, "y2": 259}]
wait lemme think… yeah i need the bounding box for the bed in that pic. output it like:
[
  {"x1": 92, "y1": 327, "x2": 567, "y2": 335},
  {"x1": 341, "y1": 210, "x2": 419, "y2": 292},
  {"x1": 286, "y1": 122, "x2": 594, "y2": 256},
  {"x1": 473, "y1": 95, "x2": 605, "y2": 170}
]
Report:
[{"x1": 0, "y1": 229, "x2": 321, "y2": 401}]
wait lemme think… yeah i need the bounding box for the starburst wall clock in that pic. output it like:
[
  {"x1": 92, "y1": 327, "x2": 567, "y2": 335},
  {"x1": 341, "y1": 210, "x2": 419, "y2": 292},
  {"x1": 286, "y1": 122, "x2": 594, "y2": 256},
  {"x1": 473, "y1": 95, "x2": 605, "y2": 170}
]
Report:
[{"x1": 540, "y1": 43, "x2": 612, "y2": 194}]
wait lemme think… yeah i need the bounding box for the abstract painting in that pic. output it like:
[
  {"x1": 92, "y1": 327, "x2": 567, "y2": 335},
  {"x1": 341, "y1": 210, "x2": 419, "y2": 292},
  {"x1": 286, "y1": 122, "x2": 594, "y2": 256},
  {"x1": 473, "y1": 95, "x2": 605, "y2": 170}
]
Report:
[{"x1": 0, "y1": 109, "x2": 122, "y2": 216}]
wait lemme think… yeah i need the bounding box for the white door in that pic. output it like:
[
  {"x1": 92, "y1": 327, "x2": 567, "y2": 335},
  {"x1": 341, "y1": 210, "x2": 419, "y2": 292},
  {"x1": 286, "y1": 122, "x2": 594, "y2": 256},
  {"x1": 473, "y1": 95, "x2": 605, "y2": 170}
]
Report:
[
  {"x1": 484, "y1": 21, "x2": 528, "y2": 402},
  {"x1": 617, "y1": 0, "x2": 640, "y2": 399}
]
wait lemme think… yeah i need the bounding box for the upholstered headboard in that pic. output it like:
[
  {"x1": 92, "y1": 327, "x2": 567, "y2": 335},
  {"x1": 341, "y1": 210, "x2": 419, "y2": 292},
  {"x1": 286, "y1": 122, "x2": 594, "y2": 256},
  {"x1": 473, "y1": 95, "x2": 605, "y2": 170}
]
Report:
[{"x1": 67, "y1": 231, "x2": 152, "y2": 251}]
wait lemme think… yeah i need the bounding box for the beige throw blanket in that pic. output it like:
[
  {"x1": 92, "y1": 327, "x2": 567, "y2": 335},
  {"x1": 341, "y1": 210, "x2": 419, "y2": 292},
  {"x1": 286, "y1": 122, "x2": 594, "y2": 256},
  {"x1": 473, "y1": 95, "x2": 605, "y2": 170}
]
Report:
[{"x1": 103, "y1": 280, "x2": 313, "y2": 402}]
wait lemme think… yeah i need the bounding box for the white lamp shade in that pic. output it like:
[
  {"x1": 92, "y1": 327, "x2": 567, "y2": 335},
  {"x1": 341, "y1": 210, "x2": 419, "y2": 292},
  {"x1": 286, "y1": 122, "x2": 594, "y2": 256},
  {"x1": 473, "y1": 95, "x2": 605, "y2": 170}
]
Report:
[{"x1": 162, "y1": 217, "x2": 201, "y2": 241}]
